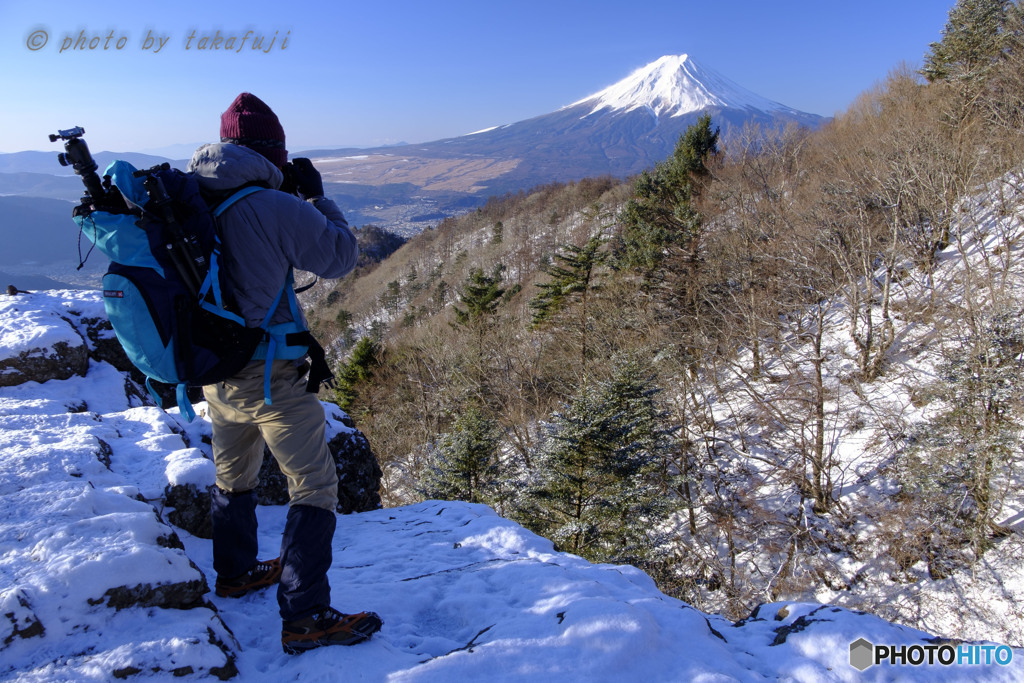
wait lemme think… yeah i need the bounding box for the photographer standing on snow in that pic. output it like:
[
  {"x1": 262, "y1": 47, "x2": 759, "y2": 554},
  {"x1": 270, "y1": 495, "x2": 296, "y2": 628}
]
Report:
[{"x1": 188, "y1": 92, "x2": 381, "y2": 654}]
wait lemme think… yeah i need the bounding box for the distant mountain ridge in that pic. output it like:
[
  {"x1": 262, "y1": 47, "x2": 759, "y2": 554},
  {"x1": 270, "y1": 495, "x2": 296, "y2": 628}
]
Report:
[
  {"x1": 0, "y1": 55, "x2": 827, "y2": 236},
  {"x1": 0, "y1": 150, "x2": 184, "y2": 176}
]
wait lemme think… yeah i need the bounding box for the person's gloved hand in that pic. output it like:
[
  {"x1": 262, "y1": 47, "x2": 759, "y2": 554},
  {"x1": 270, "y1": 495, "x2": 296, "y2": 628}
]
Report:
[{"x1": 282, "y1": 157, "x2": 324, "y2": 199}]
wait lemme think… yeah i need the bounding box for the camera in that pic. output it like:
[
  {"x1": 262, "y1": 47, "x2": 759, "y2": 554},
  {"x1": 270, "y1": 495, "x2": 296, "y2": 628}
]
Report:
[
  {"x1": 50, "y1": 127, "x2": 98, "y2": 176},
  {"x1": 48, "y1": 126, "x2": 86, "y2": 142},
  {"x1": 48, "y1": 126, "x2": 106, "y2": 207}
]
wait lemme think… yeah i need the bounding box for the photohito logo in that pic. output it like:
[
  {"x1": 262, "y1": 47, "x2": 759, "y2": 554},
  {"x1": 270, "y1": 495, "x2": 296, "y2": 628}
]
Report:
[{"x1": 849, "y1": 637, "x2": 1013, "y2": 671}]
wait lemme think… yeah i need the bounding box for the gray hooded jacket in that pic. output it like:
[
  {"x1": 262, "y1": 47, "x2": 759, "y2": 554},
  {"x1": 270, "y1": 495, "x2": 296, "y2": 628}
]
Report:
[{"x1": 187, "y1": 143, "x2": 358, "y2": 329}]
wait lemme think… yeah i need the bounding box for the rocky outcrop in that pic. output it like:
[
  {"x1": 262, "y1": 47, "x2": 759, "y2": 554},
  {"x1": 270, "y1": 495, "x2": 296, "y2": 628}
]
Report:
[
  {"x1": 101, "y1": 576, "x2": 209, "y2": 611},
  {"x1": 0, "y1": 292, "x2": 121, "y2": 387},
  {"x1": 164, "y1": 483, "x2": 214, "y2": 539},
  {"x1": 0, "y1": 339, "x2": 88, "y2": 387},
  {"x1": 78, "y1": 315, "x2": 133, "y2": 372}
]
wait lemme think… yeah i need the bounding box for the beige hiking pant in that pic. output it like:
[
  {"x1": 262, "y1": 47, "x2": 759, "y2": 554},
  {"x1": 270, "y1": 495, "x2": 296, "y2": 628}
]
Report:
[{"x1": 204, "y1": 359, "x2": 338, "y2": 511}]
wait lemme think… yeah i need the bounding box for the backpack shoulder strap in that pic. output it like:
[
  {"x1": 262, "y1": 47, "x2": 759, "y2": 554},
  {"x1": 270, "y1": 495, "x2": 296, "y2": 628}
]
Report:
[
  {"x1": 212, "y1": 185, "x2": 265, "y2": 218},
  {"x1": 198, "y1": 185, "x2": 268, "y2": 316}
]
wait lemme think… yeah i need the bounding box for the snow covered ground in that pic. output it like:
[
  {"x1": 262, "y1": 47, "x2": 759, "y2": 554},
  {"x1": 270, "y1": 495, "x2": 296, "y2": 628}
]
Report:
[{"x1": 1, "y1": 289, "x2": 1022, "y2": 681}]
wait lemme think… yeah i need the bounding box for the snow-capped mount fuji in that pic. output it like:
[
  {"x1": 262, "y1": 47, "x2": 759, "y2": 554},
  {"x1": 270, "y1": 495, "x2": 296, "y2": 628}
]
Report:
[
  {"x1": 444, "y1": 52, "x2": 828, "y2": 186},
  {"x1": 571, "y1": 54, "x2": 805, "y2": 120},
  {"x1": 306, "y1": 54, "x2": 827, "y2": 205}
]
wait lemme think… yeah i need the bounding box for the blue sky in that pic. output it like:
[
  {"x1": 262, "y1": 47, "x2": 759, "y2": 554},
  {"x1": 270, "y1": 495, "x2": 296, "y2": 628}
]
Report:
[{"x1": 1, "y1": 0, "x2": 956, "y2": 154}]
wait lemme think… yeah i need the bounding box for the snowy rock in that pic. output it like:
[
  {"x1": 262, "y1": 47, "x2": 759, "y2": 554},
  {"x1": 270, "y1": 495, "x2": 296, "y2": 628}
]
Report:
[
  {"x1": 0, "y1": 289, "x2": 134, "y2": 387},
  {"x1": 0, "y1": 294, "x2": 88, "y2": 385},
  {"x1": 0, "y1": 338, "x2": 88, "y2": 386},
  {"x1": 0, "y1": 419, "x2": 236, "y2": 680},
  {"x1": 0, "y1": 587, "x2": 44, "y2": 646},
  {"x1": 102, "y1": 575, "x2": 208, "y2": 611},
  {"x1": 325, "y1": 407, "x2": 385, "y2": 513},
  {"x1": 78, "y1": 313, "x2": 137, "y2": 374},
  {"x1": 164, "y1": 482, "x2": 214, "y2": 539},
  {"x1": 0, "y1": 293, "x2": 238, "y2": 679}
]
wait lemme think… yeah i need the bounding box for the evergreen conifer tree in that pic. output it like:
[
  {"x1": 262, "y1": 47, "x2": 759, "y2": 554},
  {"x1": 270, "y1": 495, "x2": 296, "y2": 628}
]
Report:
[
  {"x1": 334, "y1": 336, "x2": 381, "y2": 412},
  {"x1": 421, "y1": 403, "x2": 501, "y2": 505},
  {"x1": 921, "y1": 0, "x2": 1010, "y2": 83},
  {"x1": 524, "y1": 356, "x2": 675, "y2": 564},
  {"x1": 617, "y1": 114, "x2": 719, "y2": 278},
  {"x1": 453, "y1": 267, "x2": 506, "y2": 327},
  {"x1": 451, "y1": 266, "x2": 507, "y2": 401},
  {"x1": 530, "y1": 235, "x2": 607, "y2": 328},
  {"x1": 530, "y1": 235, "x2": 608, "y2": 378}
]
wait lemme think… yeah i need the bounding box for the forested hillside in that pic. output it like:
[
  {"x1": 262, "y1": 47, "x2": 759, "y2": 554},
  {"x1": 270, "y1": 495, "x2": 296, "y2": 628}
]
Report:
[{"x1": 307, "y1": 0, "x2": 1024, "y2": 645}]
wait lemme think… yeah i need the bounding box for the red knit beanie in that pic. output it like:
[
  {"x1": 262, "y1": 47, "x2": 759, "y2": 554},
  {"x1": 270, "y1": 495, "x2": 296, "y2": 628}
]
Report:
[{"x1": 220, "y1": 92, "x2": 288, "y2": 168}]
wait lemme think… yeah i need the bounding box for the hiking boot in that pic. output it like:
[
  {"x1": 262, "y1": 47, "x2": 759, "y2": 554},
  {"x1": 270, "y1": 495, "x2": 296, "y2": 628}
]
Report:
[
  {"x1": 214, "y1": 558, "x2": 282, "y2": 598},
  {"x1": 281, "y1": 607, "x2": 383, "y2": 654}
]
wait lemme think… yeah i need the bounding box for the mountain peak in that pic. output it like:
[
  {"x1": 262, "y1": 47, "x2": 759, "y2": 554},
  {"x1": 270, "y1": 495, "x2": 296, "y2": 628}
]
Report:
[{"x1": 571, "y1": 54, "x2": 793, "y2": 118}]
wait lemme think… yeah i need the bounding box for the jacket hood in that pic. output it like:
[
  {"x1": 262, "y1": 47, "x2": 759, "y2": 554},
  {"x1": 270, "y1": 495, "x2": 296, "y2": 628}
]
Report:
[{"x1": 187, "y1": 143, "x2": 283, "y2": 193}]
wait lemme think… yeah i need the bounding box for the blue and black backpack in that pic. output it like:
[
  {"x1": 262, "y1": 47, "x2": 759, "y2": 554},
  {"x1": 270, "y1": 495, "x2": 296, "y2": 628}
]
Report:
[{"x1": 75, "y1": 159, "x2": 332, "y2": 421}]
